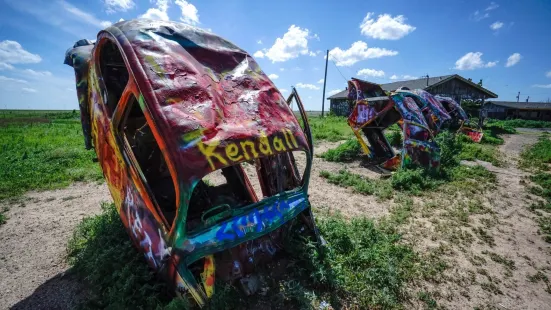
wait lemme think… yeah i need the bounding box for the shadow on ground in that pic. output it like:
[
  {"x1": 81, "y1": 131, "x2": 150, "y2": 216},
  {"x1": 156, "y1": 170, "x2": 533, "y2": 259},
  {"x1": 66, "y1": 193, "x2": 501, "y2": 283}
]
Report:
[{"x1": 10, "y1": 270, "x2": 88, "y2": 310}]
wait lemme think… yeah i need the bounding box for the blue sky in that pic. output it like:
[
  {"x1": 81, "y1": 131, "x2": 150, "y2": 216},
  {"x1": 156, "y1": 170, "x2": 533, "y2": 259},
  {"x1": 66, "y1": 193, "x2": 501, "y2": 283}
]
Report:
[{"x1": 1, "y1": 0, "x2": 550, "y2": 111}]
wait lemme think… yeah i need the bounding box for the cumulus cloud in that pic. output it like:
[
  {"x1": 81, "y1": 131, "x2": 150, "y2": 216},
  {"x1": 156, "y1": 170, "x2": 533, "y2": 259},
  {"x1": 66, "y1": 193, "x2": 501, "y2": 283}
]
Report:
[
  {"x1": 390, "y1": 74, "x2": 398, "y2": 80},
  {"x1": 454, "y1": 52, "x2": 497, "y2": 70},
  {"x1": 23, "y1": 69, "x2": 52, "y2": 77},
  {"x1": 104, "y1": 0, "x2": 135, "y2": 13},
  {"x1": 533, "y1": 84, "x2": 551, "y2": 89},
  {"x1": 317, "y1": 79, "x2": 324, "y2": 84},
  {"x1": 0, "y1": 75, "x2": 28, "y2": 83},
  {"x1": 296, "y1": 83, "x2": 320, "y2": 90},
  {"x1": 140, "y1": 0, "x2": 170, "y2": 21},
  {"x1": 357, "y1": 68, "x2": 385, "y2": 77},
  {"x1": 175, "y1": 0, "x2": 199, "y2": 25},
  {"x1": 360, "y1": 12, "x2": 416, "y2": 40},
  {"x1": 268, "y1": 74, "x2": 279, "y2": 80},
  {"x1": 254, "y1": 25, "x2": 316, "y2": 62},
  {"x1": 22, "y1": 87, "x2": 37, "y2": 93},
  {"x1": 490, "y1": 21, "x2": 504, "y2": 30},
  {"x1": 505, "y1": 53, "x2": 522, "y2": 67},
  {"x1": 279, "y1": 88, "x2": 288, "y2": 94},
  {"x1": 328, "y1": 89, "x2": 342, "y2": 95},
  {"x1": 257, "y1": 40, "x2": 262, "y2": 44},
  {"x1": 546, "y1": 71, "x2": 551, "y2": 78},
  {"x1": 486, "y1": 2, "x2": 499, "y2": 11},
  {"x1": 329, "y1": 41, "x2": 398, "y2": 67},
  {"x1": 0, "y1": 40, "x2": 41, "y2": 65}
]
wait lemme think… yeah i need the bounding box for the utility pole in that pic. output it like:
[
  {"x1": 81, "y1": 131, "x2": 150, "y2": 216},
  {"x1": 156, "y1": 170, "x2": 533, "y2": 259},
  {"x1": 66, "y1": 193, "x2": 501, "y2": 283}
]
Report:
[
  {"x1": 526, "y1": 96, "x2": 530, "y2": 102},
  {"x1": 321, "y1": 49, "x2": 329, "y2": 117},
  {"x1": 516, "y1": 92, "x2": 520, "y2": 102}
]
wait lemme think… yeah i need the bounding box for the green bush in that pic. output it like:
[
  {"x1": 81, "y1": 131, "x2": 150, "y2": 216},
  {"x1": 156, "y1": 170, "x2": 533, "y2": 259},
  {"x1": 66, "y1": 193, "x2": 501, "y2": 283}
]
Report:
[
  {"x1": 390, "y1": 168, "x2": 442, "y2": 193},
  {"x1": 435, "y1": 131, "x2": 462, "y2": 169},
  {"x1": 458, "y1": 143, "x2": 501, "y2": 166},
  {"x1": 386, "y1": 130, "x2": 403, "y2": 148},
  {"x1": 320, "y1": 139, "x2": 362, "y2": 162}
]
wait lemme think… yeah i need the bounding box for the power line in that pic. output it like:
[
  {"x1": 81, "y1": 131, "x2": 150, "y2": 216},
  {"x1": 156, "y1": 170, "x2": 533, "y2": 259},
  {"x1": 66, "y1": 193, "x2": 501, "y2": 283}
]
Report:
[{"x1": 331, "y1": 60, "x2": 348, "y2": 84}]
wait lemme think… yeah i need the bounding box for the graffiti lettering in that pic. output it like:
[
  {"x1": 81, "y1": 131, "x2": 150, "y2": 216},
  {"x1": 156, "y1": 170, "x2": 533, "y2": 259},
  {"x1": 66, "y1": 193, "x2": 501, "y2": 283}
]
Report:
[
  {"x1": 214, "y1": 197, "x2": 304, "y2": 242},
  {"x1": 199, "y1": 129, "x2": 299, "y2": 170}
]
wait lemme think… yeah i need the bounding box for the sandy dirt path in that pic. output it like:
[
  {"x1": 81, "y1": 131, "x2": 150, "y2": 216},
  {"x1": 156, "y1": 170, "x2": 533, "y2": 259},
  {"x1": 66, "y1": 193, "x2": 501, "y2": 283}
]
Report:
[{"x1": 0, "y1": 183, "x2": 111, "y2": 310}]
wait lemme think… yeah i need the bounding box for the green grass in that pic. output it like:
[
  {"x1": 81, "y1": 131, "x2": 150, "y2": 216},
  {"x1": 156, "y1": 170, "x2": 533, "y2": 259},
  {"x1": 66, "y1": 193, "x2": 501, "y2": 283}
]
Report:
[
  {"x1": 458, "y1": 143, "x2": 502, "y2": 166},
  {"x1": 0, "y1": 212, "x2": 5, "y2": 225},
  {"x1": 520, "y1": 134, "x2": 551, "y2": 171},
  {"x1": 308, "y1": 116, "x2": 353, "y2": 142},
  {"x1": 68, "y1": 203, "x2": 423, "y2": 309},
  {"x1": 0, "y1": 111, "x2": 102, "y2": 200},
  {"x1": 486, "y1": 118, "x2": 551, "y2": 129}
]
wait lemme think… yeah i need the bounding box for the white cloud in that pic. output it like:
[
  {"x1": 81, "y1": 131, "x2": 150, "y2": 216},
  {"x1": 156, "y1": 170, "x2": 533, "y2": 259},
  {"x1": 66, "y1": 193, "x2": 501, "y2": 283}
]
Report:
[
  {"x1": 257, "y1": 40, "x2": 262, "y2": 44},
  {"x1": 296, "y1": 83, "x2": 320, "y2": 90},
  {"x1": 0, "y1": 63, "x2": 14, "y2": 70},
  {"x1": 140, "y1": 0, "x2": 170, "y2": 21},
  {"x1": 357, "y1": 68, "x2": 385, "y2": 77},
  {"x1": 329, "y1": 41, "x2": 398, "y2": 66},
  {"x1": 328, "y1": 89, "x2": 341, "y2": 95},
  {"x1": 268, "y1": 74, "x2": 279, "y2": 80},
  {"x1": 546, "y1": 71, "x2": 551, "y2": 78},
  {"x1": 0, "y1": 75, "x2": 28, "y2": 83},
  {"x1": 317, "y1": 79, "x2": 324, "y2": 84},
  {"x1": 256, "y1": 25, "x2": 315, "y2": 63},
  {"x1": 104, "y1": 0, "x2": 135, "y2": 13},
  {"x1": 0, "y1": 40, "x2": 41, "y2": 65},
  {"x1": 59, "y1": 0, "x2": 111, "y2": 28},
  {"x1": 360, "y1": 12, "x2": 416, "y2": 40},
  {"x1": 505, "y1": 53, "x2": 522, "y2": 67},
  {"x1": 280, "y1": 88, "x2": 288, "y2": 94},
  {"x1": 279, "y1": 68, "x2": 285, "y2": 72},
  {"x1": 390, "y1": 74, "x2": 417, "y2": 80},
  {"x1": 454, "y1": 52, "x2": 496, "y2": 70},
  {"x1": 486, "y1": 2, "x2": 499, "y2": 11},
  {"x1": 490, "y1": 21, "x2": 503, "y2": 30},
  {"x1": 22, "y1": 87, "x2": 37, "y2": 93},
  {"x1": 175, "y1": 0, "x2": 199, "y2": 25},
  {"x1": 473, "y1": 10, "x2": 490, "y2": 21},
  {"x1": 23, "y1": 69, "x2": 52, "y2": 77},
  {"x1": 253, "y1": 50, "x2": 265, "y2": 58},
  {"x1": 533, "y1": 84, "x2": 551, "y2": 89}
]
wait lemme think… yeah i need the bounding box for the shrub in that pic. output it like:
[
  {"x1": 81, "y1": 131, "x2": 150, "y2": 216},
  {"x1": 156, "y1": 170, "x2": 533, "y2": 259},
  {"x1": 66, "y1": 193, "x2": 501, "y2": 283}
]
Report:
[
  {"x1": 320, "y1": 139, "x2": 362, "y2": 162},
  {"x1": 386, "y1": 130, "x2": 403, "y2": 148}
]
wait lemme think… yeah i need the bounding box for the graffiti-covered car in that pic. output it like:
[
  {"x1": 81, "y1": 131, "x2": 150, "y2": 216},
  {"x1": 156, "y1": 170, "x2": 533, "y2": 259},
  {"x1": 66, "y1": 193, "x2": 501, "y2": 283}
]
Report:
[
  {"x1": 347, "y1": 78, "x2": 440, "y2": 171},
  {"x1": 64, "y1": 19, "x2": 321, "y2": 306},
  {"x1": 435, "y1": 96, "x2": 484, "y2": 142}
]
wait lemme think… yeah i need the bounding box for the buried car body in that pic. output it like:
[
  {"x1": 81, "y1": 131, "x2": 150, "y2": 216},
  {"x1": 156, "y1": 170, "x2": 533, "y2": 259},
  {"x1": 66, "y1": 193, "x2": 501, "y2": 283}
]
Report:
[{"x1": 64, "y1": 19, "x2": 320, "y2": 306}]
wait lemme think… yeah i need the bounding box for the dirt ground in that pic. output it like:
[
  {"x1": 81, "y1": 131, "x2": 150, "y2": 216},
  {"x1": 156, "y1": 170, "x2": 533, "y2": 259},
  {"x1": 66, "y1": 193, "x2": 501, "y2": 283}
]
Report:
[{"x1": 0, "y1": 131, "x2": 550, "y2": 309}]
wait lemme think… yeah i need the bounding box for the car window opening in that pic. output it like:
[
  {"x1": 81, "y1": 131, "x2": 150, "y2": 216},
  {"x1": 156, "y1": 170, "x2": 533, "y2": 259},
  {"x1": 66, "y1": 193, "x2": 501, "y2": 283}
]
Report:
[
  {"x1": 99, "y1": 40, "x2": 129, "y2": 115},
  {"x1": 186, "y1": 151, "x2": 307, "y2": 233},
  {"x1": 122, "y1": 95, "x2": 177, "y2": 226}
]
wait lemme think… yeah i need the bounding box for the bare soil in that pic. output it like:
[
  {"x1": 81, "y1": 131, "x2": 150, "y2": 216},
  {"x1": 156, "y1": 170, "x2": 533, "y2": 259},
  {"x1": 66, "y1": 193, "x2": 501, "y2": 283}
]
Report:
[
  {"x1": 0, "y1": 183, "x2": 110, "y2": 310},
  {"x1": 0, "y1": 132, "x2": 550, "y2": 309}
]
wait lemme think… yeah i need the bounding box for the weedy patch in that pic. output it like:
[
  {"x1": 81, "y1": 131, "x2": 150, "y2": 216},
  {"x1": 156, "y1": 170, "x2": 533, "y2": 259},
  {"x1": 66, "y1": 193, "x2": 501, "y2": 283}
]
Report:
[
  {"x1": 0, "y1": 111, "x2": 102, "y2": 200},
  {"x1": 486, "y1": 118, "x2": 551, "y2": 129},
  {"x1": 319, "y1": 139, "x2": 362, "y2": 162},
  {"x1": 68, "y1": 203, "x2": 425, "y2": 309},
  {"x1": 520, "y1": 134, "x2": 551, "y2": 171}
]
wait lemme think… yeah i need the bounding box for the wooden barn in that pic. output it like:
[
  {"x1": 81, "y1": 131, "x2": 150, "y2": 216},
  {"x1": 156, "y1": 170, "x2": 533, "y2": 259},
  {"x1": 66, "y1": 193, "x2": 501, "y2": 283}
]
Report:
[
  {"x1": 326, "y1": 74, "x2": 498, "y2": 117},
  {"x1": 485, "y1": 101, "x2": 551, "y2": 121}
]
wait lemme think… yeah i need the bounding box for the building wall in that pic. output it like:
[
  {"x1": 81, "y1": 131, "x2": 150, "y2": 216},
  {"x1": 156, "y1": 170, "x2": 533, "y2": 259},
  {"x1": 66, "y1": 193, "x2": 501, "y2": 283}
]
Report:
[
  {"x1": 330, "y1": 99, "x2": 351, "y2": 117},
  {"x1": 428, "y1": 79, "x2": 492, "y2": 104},
  {"x1": 485, "y1": 103, "x2": 551, "y2": 120}
]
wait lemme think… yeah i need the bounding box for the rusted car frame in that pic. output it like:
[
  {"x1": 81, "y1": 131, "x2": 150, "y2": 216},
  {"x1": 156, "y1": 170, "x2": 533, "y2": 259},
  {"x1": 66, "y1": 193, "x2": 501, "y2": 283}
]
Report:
[{"x1": 64, "y1": 19, "x2": 320, "y2": 306}]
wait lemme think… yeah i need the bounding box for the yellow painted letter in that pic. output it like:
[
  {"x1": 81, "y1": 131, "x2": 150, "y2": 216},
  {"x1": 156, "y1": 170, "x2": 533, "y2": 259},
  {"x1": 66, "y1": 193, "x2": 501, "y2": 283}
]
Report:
[
  {"x1": 283, "y1": 129, "x2": 298, "y2": 149},
  {"x1": 240, "y1": 141, "x2": 259, "y2": 160},
  {"x1": 273, "y1": 136, "x2": 287, "y2": 152},
  {"x1": 258, "y1": 133, "x2": 273, "y2": 156},
  {"x1": 198, "y1": 140, "x2": 228, "y2": 170},
  {"x1": 225, "y1": 143, "x2": 243, "y2": 162}
]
